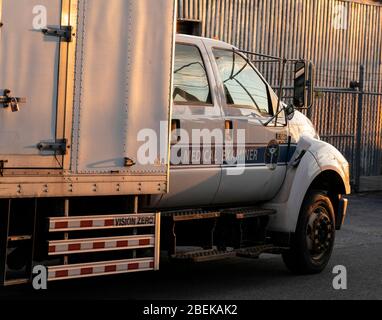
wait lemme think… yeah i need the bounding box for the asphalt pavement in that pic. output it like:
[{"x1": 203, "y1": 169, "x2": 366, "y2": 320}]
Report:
[{"x1": 1, "y1": 192, "x2": 381, "y2": 300}]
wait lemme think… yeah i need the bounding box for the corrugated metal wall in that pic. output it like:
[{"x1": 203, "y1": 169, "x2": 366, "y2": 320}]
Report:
[{"x1": 177, "y1": 0, "x2": 382, "y2": 178}]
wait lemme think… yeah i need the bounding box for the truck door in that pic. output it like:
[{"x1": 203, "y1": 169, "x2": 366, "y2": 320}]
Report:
[
  {"x1": 207, "y1": 46, "x2": 291, "y2": 204},
  {"x1": 0, "y1": 0, "x2": 71, "y2": 169},
  {"x1": 159, "y1": 37, "x2": 224, "y2": 208}
]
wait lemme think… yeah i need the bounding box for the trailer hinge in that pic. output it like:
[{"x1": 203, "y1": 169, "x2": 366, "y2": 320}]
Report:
[
  {"x1": 37, "y1": 139, "x2": 67, "y2": 155},
  {"x1": 0, "y1": 160, "x2": 8, "y2": 177},
  {"x1": 41, "y1": 26, "x2": 73, "y2": 42}
]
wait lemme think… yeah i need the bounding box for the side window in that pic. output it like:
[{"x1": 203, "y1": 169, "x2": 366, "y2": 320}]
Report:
[
  {"x1": 173, "y1": 44, "x2": 212, "y2": 105},
  {"x1": 213, "y1": 49, "x2": 271, "y2": 115}
]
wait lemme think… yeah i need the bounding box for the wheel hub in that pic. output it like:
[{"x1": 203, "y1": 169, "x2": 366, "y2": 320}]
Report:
[{"x1": 306, "y1": 207, "x2": 334, "y2": 258}]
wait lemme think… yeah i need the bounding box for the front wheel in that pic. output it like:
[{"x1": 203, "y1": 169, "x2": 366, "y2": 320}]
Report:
[{"x1": 282, "y1": 190, "x2": 336, "y2": 274}]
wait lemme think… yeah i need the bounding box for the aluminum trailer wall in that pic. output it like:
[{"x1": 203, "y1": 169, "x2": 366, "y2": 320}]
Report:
[{"x1": 0, "y1": 0, "x2": 176, "y2": 198}]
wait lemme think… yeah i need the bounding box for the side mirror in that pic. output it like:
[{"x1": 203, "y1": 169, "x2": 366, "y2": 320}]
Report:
[
  {"x1": 285, "y1": 104, "x2": 295, "y2": 121},
  {"x1": 293, "y1": 60, "x2": 315, "y2": 109}
]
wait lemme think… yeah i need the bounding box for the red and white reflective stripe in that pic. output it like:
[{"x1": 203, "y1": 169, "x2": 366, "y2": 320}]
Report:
[
  {"x1": 48, "y1": 213, "x2": 156, "y2": 232},
  {"x1": 48, "y1": 235, "x2": 155, "y2": 255},
  {"x1": 48, "y1": 258, "x2": 155, "y2": 281}
]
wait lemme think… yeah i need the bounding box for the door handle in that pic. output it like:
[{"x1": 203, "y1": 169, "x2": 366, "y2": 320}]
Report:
[
  {"x1": 225, "y1": 120, "x2": 234, "y2": 142},
  {"x1": 225, "y1": 120, "x2": 233, "y2": 130}
]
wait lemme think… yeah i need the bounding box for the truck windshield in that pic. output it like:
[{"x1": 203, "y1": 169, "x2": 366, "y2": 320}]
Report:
[{"x1": 213, "y1": 49, "x2": 271, "y2": 115}]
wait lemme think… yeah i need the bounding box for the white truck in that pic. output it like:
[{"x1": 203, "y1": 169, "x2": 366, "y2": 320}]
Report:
[{"x1": 0, "y1": 0, "x2": 350, "y2": 286}]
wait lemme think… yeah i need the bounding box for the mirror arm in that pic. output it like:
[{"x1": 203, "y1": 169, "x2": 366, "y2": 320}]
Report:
[
  {"x1": 307, "y1": 62, "x2": 315, "y2": 109},
  {"x1": 275, "y1": 58, "x2": 288, "y2": 126},
  {"x1": 262, "y1": 107, "x2": 287, "y2": 126},
  {"x1": 250, "y1": 107, "x2": 287, "y2": 127}
]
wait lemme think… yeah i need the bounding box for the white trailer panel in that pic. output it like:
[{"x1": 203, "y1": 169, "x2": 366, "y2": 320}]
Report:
[
  {"x1": 0, "y1": 0, "x2": 176, "y2": 198},
  {"x1": 72, "y1": 0, "x2": 174, "y2": 175},
  {"x1": 0, "y1": 0, "x2": 63, "y2": 168}
]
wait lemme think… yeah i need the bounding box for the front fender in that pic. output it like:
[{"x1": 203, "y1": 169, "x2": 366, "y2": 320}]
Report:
[
  {"x1": 309, "y1": 140, "x2": 351, "y2": 195},
  {"x1": 266, "y1": 137, "x2": 351, "y2": 233}
]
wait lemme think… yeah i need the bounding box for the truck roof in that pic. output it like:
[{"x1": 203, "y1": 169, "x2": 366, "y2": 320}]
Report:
[{"x1": 176, "y1": 34, "x2": 234, "y2": 49}]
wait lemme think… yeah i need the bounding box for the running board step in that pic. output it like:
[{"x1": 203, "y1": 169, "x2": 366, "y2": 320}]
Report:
[
  {"x1": 236, "y1": 245, "x2": 288, "y2": 259},
  {"x1": 171, "y1": 249, "x2": 236, "y2": 262},
  {"x1": 162, "y1": 207, "x2": 276, "y2": 222},
  {"x1": 48, "y1": 257, "x2": 155, "y2": 281},
  {"x1": 162, "y1": 209, "x2": 220, "y2": 221},
  {"x1": 3, "y1": 278, "x2": 30, "y2": 286},
  {"x1": 221, "y1": 207, "x2": 276, "y2": 219},
  {"x1": 171, "y1": 244, "x2": 286, "y2": 263}
]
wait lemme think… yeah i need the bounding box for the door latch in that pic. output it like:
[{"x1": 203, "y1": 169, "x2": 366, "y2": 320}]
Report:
[
  {"x1": 0, "y1": 160, "x2": 8, "y2": 177},
  {"x1": 37, "y1": 139, "x2": 67, "y2": 155},
  {"x1": 41, "y1": 26, "x2": 73, "y2": 42},
  {"x1": 0, "y1": 89, "x2": 26, "y2": 112}
]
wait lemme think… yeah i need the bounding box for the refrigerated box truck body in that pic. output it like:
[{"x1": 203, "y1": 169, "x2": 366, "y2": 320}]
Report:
[{"x1": 0, "y1": 0, "x2": 350, "y2": 285}]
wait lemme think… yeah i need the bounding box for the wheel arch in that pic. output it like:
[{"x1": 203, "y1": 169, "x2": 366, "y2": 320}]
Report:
[
  {"x1": 310, "y1": 170, "x2": 347, "y2": 194},
  {"x1": 267, "y1": 152, "x2": 350, "y2": 235},
  {"x1": 307, "y1": 169, "x2": 349, "y2": 228}
]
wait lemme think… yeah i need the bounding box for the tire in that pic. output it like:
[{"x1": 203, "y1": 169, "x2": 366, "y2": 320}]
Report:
[{"x1": 282, "y1": 190, "x2": 336, "y2": 275}]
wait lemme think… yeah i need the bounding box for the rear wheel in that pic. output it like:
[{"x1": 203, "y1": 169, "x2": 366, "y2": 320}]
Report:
[{"x1": 282, "y1": 190, "x2": 335, "y2": 274}]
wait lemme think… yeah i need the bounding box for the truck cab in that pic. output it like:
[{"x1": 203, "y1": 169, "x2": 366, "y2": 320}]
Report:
[
  {"x1": 158, "y1": 35, "x2": 291, "y2": 208},
  {"x1": 160, "y1": 34, "x2": 349, "y2": 206},
  {"x1": 156, "y1": 34, "x2": 351, "y2": 274}
]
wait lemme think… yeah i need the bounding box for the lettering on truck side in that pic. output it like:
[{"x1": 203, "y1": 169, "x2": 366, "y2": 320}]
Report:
[{"x1": 114, "y1": 216, "x2": 155, "y2": 226}]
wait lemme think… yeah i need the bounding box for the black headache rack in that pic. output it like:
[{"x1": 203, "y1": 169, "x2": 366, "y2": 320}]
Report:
[{"x1": 232, "y1": 48, "x2": 315, "y2": 126}]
